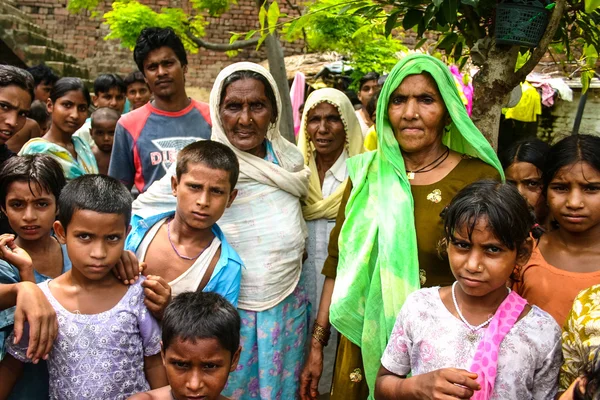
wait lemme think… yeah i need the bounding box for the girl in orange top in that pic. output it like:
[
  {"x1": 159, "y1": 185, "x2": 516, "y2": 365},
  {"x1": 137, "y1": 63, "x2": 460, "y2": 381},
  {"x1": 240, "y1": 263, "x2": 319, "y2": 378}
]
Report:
[{"x1": 514, "y1": 134, "x2": 600, "y2": 327}]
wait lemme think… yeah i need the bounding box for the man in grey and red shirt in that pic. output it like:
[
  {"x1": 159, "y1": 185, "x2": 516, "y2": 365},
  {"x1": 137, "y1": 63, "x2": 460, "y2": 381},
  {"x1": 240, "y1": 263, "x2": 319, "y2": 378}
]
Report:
[{"x1": 109, "y1": 27, "x2": 212, "y2": 193}]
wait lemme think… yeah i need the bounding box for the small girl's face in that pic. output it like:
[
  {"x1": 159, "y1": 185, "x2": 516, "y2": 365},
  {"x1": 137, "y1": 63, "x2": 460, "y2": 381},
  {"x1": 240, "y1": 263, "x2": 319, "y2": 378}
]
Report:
[
  {"x1": 47, "y1": 90, "x2": 89, "y2": 135},
  {"x1": 2, "y1": 181, "x2": 57, "y2": 242},
  {"x1": 506, "y1": 161, "x2": 545, "y2": 219},
  {"x1": 448, "y1": 217, "x2": 531, "y2": 298},
  {"x1": 547, "y1": 161, "x2": 600, "y2": 234}
]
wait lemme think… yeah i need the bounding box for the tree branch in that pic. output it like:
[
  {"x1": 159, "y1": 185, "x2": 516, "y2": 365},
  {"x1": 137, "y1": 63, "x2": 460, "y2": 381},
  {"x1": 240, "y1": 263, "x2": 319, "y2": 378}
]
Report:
[
  {"x1": 510, "y1": 0, "x2": 567, "y2": 86},
  {"x1": 185, "y1": 31, "x2": 260, "y2": 51}
]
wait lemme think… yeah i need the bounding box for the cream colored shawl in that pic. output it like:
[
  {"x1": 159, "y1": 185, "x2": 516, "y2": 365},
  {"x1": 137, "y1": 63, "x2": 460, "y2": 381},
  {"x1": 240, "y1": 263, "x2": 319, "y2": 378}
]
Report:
[
  {"x1": 211, "y1": 62, "x2": 310, "y2": 198},
  {"x1": 297, "y1": 88, "x2": 364, "y2": 220}
]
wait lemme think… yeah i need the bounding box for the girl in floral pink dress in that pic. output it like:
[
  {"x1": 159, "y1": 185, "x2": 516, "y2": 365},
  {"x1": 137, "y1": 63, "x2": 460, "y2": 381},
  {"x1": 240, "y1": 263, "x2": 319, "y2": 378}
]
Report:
[{"x1": 375, "y1": 180, "x2": 562, "y2": 400}]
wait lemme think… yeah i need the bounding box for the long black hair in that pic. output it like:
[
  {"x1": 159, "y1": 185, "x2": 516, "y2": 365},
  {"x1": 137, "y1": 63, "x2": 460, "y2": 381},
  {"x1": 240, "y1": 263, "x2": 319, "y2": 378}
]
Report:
[
  {"x1": 443, "y1": 180, "x2": 542, "y2": 252},
  {"x1": 49, "y1": 77, "x2": 91, "y2": 106},
  {"x1": 543, "y1": 134, "x2": 600, "y2": 193},
  {"x1": 499, "y1": 138, "x2": 549, "y2": 172}
]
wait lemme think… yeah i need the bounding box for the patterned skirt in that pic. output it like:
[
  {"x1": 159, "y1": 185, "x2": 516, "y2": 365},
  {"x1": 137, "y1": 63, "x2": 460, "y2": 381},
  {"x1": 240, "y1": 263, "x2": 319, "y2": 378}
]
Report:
[{"x1": 223, "y1": 276, "x2": 309, "y2": 400}]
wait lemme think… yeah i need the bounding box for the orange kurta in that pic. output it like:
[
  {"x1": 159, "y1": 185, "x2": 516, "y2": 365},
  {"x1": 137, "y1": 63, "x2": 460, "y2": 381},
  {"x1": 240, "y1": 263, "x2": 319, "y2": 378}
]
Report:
[{"x1": 514, "y1": 246, "x2": 600, "y2": 327}]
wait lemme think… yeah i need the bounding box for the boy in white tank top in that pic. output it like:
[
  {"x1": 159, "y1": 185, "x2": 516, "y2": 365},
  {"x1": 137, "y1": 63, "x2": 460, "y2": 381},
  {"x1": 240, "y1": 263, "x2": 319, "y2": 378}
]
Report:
[{"x1": 125, "y1": 141, "x2": 243, "y2": 311}]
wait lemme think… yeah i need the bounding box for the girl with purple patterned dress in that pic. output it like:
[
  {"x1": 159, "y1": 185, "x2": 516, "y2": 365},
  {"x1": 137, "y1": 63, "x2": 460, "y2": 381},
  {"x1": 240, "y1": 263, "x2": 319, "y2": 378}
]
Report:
[
  {"x1": 0, "y1": 175, "x2": 168, "y2": 399},
  {"x1": 375, "y1": 181, "x2": 562, "y2": 400}
]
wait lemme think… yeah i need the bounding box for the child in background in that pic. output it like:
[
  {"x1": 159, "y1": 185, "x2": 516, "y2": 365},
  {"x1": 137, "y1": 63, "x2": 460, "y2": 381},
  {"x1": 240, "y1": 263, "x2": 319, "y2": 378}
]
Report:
[
  {"x1": 90, "y1": 108, "x2": 119, "y2": 175},
  {"x1": 375, "y1": 181, "x2": 561, "y2": 400},
  {"x1": 19, "y1": 78, "x2": 98, "y2": 179},
  {"x1": 29, "y1": 100, "x2": 50, "y2": 134},
  {"x1": 5, "y1": 118, "x2": 41, "y2": 154},
  {"x1": 500, "y1": 138, "x2": 550, "y2": 225},
  {"x1": 0, "y1": 175, "x2": 168, "y2": 399},
  {"x1": 514, "y1": 134, "x2": 600, "y2": 327},
  {"x1": 129, "y1": 291, "x2": 241, "y2": 400},
  {"x1": 7, "y1": 101, "x2": 51, "y2": 154},
  {"x1": 74, "y1": 74, "x2": 127, "y2": 148},
  {"x1": 26, "y1": 64, "x2": 58, "y2": 103},
  {"x1": 125, "y1": 141, "x2": 242, "y2": 305},
  {"x1": 0, "y1": 155, "x2": 68, "y2": 400},
  {"x1": 124, "y1": 71, "x2": 152, "y2": 111}
]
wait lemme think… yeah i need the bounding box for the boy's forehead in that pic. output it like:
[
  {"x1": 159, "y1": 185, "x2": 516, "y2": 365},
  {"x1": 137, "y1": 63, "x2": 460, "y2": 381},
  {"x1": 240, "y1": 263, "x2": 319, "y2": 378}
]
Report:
[
  {"x1": 165, "y1": 336, "x2": 231, "y2": 356},
  {"x1": 91, "y1": 117, "x2": 118, "y2": 129},
  {"x1": 69, "y1": 209, "x2": 128, "y2": 229},
  {"x1": 180, "y1": 162, "x2": 231, "y2": 183}
]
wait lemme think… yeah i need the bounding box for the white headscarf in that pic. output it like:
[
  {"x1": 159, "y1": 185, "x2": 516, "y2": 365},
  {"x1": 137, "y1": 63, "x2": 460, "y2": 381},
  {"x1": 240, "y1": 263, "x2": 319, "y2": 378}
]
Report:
[
  {"x1": 211, "y1": 62, "x2": 310, "y2": 198},
  {"x1": 132, "y1": 62, "x2": 310, "y2": 311}
]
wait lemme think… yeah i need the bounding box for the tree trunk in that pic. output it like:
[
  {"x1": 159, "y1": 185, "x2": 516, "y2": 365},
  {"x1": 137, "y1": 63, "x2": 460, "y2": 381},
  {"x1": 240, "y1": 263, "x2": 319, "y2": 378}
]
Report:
[
  {"x1": 265, "y1": 34, "x2": 295, "y2": 143},
  {"x1": 471, "y1": 42, "x2": 520, "y2": 149}
]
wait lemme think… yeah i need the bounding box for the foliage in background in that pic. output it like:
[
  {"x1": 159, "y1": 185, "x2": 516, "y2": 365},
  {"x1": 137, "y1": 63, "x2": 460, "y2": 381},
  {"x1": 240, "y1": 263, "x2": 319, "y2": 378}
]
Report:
[
  {"x1": 68, "y1": 0, "x2": 227, "y2": 52},
  {"x1": 283, "y1": 0, "x2": 407, "y2": 84}
]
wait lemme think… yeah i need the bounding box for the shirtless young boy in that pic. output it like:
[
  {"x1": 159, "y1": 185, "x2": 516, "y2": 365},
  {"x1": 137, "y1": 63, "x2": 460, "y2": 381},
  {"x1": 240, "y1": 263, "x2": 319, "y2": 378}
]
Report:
[
  {"x1": 125, "y1": 140, "x2": 242, "y2": 307},
  {"x1": 129, "y1": 291, "x2": 241, "y2": 400},
  {"x1": 90, "y1": 108, "x2": 119, "y2": 175}
]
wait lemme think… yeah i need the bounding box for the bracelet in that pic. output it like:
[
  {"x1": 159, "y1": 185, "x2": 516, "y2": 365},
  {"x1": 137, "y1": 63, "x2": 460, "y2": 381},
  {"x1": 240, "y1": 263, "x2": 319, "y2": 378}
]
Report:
[{"x1": 312, "y1": 321, "x2": 331, "y2": 346}]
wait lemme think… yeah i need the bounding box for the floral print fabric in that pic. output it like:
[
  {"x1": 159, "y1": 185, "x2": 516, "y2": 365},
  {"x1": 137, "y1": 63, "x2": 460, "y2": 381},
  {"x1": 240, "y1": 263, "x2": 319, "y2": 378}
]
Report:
[
  {"x1": 7, "y1": 279, "x2": 161, "y2": 399},
  {"x1": 19, "y1": 136, "x2": 98, "y2": 180},
  {"x1": 561, "y1": 284, "x2": 600, "y2": 391},
  {"x1": 223, "y1": 278, "x2": 309, "y2": 400},
  {"x1": 381, "y1": 287, "x2": 562, "y2": 400}
]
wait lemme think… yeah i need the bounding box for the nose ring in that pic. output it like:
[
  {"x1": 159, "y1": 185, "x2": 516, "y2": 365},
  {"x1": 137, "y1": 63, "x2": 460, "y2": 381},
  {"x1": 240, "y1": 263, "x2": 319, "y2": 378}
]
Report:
[
  {"x1": 415, "y1": 113, "x2": 420, "y2": 119},
  {"x1": 250, "y1": 118, "x2": 254, "y2": 122},
  {"x1": 477, "y1": 265, "x2": 482, "y2": 271}
]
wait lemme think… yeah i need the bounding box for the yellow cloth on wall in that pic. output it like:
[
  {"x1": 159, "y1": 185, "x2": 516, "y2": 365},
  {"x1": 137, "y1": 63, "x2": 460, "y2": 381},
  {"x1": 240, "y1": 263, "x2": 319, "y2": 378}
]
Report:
[{"x1": 503, "y1": 82, "x2": 542, "y2": 123}]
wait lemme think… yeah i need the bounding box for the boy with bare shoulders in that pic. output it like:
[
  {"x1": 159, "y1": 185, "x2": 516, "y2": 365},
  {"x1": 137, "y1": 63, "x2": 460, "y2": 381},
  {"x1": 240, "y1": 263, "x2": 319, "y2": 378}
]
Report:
[
  {"x1": 90, "y1": 107, "x2": 119, "y2": 175},
  {"x1": 129, "y1": 291, "x2": 241, "y2": 400},
  {"x1": 125, "y1": 140, "x2": 242, "y2": 306}
]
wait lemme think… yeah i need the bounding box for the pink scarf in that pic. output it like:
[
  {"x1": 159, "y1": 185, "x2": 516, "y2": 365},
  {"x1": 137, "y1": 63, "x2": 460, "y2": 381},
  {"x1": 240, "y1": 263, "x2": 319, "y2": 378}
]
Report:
[{"x1": 470, "y1": 291, "x2": 527, "y2": 400}]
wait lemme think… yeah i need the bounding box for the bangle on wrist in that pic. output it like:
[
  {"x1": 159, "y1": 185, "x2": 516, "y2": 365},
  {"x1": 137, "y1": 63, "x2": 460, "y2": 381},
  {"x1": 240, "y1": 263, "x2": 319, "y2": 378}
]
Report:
[{"x1": 312, "y1": 321, "x2": 331, "y2": 346}]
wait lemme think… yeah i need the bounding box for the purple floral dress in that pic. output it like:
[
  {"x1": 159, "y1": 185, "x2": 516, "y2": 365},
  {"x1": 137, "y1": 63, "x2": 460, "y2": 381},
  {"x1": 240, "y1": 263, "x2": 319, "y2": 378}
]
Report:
[{"x1": 7, "y1": 279, "x2": 162, "y2": 399}]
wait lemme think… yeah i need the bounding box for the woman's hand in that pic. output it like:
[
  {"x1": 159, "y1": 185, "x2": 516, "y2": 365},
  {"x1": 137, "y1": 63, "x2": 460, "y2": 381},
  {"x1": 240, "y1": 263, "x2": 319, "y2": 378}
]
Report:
[
  {"x1": 299, "y1": 338, "x2": 324, "y2": 400},
  {"x1": 13, "y1": 282, "x2": 58, "y2": 363},
  {"x1": 113, "y1": 250, "x2": 145, "y2": 284},
  {"x1": 414, "y1": 368, "x2": 480, "y2": 400},
  {"x1": 142, "y1": 275, "x2": 171, "y2": 320},
  {"x1": 0, "y1": 234, "x2": 33, "y2": 277}
]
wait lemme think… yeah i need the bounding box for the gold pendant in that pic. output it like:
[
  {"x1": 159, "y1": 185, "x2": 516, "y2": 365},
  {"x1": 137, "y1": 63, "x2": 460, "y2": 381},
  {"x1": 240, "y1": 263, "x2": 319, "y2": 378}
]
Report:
[
  {"x1": 407, "y1": 171, "x2": 415, "y2": 180},
  {"x1": 427, "y1": 189, "x2": 442, "y2": 203}
]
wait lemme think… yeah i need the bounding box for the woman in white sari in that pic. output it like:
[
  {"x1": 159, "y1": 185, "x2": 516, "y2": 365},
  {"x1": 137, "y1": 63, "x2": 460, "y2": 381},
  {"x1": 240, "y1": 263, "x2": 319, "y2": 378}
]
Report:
[{"x1": 132, "y1": 62, "x2": 311, "y2": 399}]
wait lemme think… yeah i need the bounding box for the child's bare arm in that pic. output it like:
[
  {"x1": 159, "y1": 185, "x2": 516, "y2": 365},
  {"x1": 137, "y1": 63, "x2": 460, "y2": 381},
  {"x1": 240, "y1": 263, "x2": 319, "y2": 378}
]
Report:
[
  {"x1": 375, "y1": 364, "x2": 480, "y2": 400},
  {"x1": 0, "y1": 234, "x2": 34, "y2": 282},
  {"x1": 144, "y1": 354, "x2": 168, "y2": 389},
  {"x1": 0, "y1": 354, "x2": 25, "y2": 400},
  {"x1": 0, "y1": 282, "x2": 57, "y2": 362}
]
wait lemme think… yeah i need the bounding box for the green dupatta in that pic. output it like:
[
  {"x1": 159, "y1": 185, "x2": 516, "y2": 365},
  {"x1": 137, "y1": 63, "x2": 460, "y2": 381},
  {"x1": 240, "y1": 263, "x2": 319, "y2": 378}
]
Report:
[{"x1": 329, "y1": 53, "x2": 504, "y2": 398}]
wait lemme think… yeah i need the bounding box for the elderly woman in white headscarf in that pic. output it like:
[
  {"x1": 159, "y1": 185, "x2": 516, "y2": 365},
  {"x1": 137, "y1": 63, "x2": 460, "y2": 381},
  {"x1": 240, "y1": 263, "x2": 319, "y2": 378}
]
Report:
[
  {"x1": 131, "y1": 62, "x2": 311, "y2": 399},
  {"x1": 296, "y1": 88, "x2": 364, "y2": 396}
]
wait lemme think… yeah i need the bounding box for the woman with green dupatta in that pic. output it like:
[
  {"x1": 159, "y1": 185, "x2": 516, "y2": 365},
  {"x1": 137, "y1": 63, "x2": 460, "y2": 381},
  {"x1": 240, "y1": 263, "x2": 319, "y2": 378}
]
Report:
[{"x1": 299, "y1": 54, "x2": 504, "y2": 400}]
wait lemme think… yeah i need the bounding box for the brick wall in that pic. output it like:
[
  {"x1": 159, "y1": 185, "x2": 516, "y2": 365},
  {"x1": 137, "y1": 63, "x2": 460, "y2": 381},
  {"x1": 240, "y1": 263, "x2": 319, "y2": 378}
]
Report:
[{"x1": 15, "y1": 0, "x2": 304, "y2": 88}]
